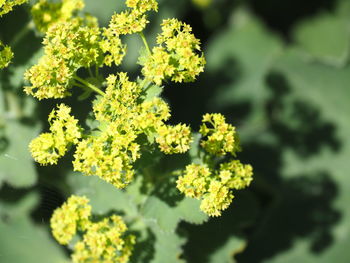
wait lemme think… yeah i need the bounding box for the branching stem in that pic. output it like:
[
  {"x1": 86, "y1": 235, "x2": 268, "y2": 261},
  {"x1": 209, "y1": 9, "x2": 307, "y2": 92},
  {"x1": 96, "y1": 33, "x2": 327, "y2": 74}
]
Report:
[{"x1": 73, "y1": 75, "x2": 105, "y2": 96}]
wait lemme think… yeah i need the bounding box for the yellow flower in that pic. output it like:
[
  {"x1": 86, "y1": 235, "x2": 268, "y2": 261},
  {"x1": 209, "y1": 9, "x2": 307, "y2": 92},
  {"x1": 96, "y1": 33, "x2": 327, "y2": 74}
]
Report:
[
  {"x1": 141, "y1": 18, "x2": 205, "y2": 85},
  {"x1": 29, "y1": 104, "x2": 81, "y2": 165},
  {"x1": 50, "y1": 195, "x2": 91, "y2": 245},
  {"x1": 156, "y1": 124, "x2": 193, "y2": 154},
  {"x1": 51, "y1": 195, "x2": 135, "y2": 262},
  {"x1": 72, "y1": 215, "x2": 135, "y2": 263},
  {"x1": 0, "y1": 0, "x2": 26, "y2": 16},
  {"x1": 200, "y1": 113, "x2": 241, "y2": 156},
  {"x1": 24, "y1": 18, "x2": 105, "y2": 99},
  {"x1": 0, "y1": 41, "x2": 13, "y2": 69},
  {"x1": 177, "y1": 159, "x2": 253, "y2": 216},
  {"x1": 31, "y1": 0, "x2": 85, "y2": 33}
]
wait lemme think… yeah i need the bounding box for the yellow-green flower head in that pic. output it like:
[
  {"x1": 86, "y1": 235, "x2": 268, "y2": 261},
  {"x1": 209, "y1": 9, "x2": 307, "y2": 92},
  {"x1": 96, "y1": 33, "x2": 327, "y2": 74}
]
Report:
[
  {"x1": 142, "y1": 18, "x2": 206, "y2": 85},
  {"x1": 24, "y1": 55, "x2": 73, "y2": 100},
  {"x1": 48, "y1": 103, "x2": 82, "y2": 144},
  {"x1": 176, "y1": 164, "x2": 211, "y2": 198},
  {"x1": 100, "y1": 28, "x2": 126, "y2": 66},
  {"x1": 200, "y1": 113, "x2": 241, "y2": 156},
  {"x1": 156, "y1": 124, "x2": 193, "y2": 154},
  {"x1": 31, "y1": 0, "x2": 85, "y2": 33},
  {"x1": 73, "y1": 125, "x2": 139, "y2": 189},
  {"x1": 125, "y1": 0, "x2": 158, "y2": 13},
  {"x1": 29, "y1": 104, "x2": 81, "y2": 165},
  {"x1": 0, "y1": 41, "x2": 13, "y2": 69},
  {"x1": 43, "y1": 19, "x2": 103, "y2": 68},
  {"x1": 74, "y1": 73, "x2": 171, "y2": 188},
  {"x1": 51, "y1": 195, "x2": 135, "y2": 262},
  {"x1": 0, "y1": 0, "x2": 27, "y2": 16},
  {"x1": 50, "y1": 195, "x2": 92, "y2": 245},
  {"x1": 106, "y1": 0, "x2": 157, "y2": 36},
  {"x1": 72, "y1": 215, "x2": 135, "y2": 263},
  {"x1": 24, "y1": 18, "x2": 104, "y2": 100},
  {"x1": 29, "y1": 133, "x2": 62, "y2": 165},
  {"x1": 219, "y1": 160, "x2": 253, "y2": 190},
  {"x1": 107, "y1": 10, "x2": 148, "y2": 35},
  {"x1": 200, "y1": 181, "x2": 234, "y2": 217},
  {"x1": 93, "y1": 72, "x2": 142, "y2": 123},
  {"x1": 177, "y1": 159, "x2": 253, "y2": 217}
]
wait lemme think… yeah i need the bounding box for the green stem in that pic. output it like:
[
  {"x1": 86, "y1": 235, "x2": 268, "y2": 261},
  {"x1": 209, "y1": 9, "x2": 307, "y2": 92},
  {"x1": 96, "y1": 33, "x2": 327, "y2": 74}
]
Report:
[
  {"x1": 73, "y1": 75, "x2": 105, "y2": 96},
  {"x1": 74, "y1": 82, "x2": 89, "y2": 90},
  {"x1": 139, "y1": 32, "x2": 151, "y2": 55},
  {"x1": 87, "y1": 67, "x2": 94, "y2": 78},
  {"x1": 95, "y1": 64, "x2": 99, "y2": 77}
]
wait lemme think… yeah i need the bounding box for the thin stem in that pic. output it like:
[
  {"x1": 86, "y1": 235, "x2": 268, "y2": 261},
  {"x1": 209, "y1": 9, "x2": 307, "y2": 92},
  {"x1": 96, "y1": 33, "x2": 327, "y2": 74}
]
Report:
[
  {"x1": 95, "y1": 64, "x2": 99, "y2": 77},
  {"x1": 74, "y1": 82, "x2": 89, "y2": 90},
  {"x1": 87, "y1": 67, "x2": 94, "y2": 78},
  {"x1": 73, "y1": 75, "x2": 105, "y2": 96},
  {"x1": 139, "y1": 32, "x2": 151, "y2": 55}
]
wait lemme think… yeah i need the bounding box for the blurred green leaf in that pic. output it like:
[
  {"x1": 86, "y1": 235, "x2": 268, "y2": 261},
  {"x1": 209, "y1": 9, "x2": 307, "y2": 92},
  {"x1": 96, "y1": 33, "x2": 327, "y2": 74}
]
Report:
[
  {"x1": 68, "y1": 173, "x2": 139, "y2": 217},
  {"x1": 0, "y1": 120, "x2": 39, "y2": 187},
  {"x1": 150, "y1": 226, "x2": 186, "y2": 263},
  {"x1": 0, "y1": 193, "x2": 68, "y2": 263},
  {"x1": 293, "y1": 13, "x2": 350, "y2": 67},
  {"x1": 208, "y1": 236, "x2": 245, "y2": 263}
]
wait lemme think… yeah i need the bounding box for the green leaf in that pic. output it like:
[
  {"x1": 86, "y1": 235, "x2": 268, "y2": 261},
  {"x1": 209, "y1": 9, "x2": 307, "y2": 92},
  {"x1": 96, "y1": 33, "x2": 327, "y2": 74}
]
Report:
[
  {"x1": 150, "y1": 226, "x2": 186, "y2": 263},
  {"x1": 293, "y1": 13, "x2": 350, "y2": 67},
  {"x1": 206, "y1": 9, "x2": 283, "y2": 109},
  {"x1": 262, "y1": 49, "x2": 350, "y2": 263},
  {"x1": 0, "y1": 193, "x2": 68, "y2": 263},
  {"x1": 205, "y1": 9, "x2": 283, "y2": 141},
  {"x1": 177, "y1": 197, "x2": 208, "y2": 225},
  {"x1": 144, "y1": 83, "x2": 163, "y2": 101},
  {"x1": 142, "y1": 195, "x2": 208, "y2": 232},
  {"x1": 142, "y1": 196, "x2": 180, "y2": 232},
  {"x1": 67, "y1": 172, "x2": 139, "y2": 217},
  {"x1": 208, "y1": 236, "x2": 246, "y2": 263},
  {"x1": 0, "y1": 120, "x2": 39, "y2": 187}
]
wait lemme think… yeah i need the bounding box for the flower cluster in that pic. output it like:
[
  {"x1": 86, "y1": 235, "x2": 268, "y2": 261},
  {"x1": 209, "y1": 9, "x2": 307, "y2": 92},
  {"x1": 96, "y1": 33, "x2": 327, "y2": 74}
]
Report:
[
  {"x1": 31, "y1": 0, "x2": 84, "y2": 33},
  {"x1": 176, "y1": 113, "x2": 253, "y2": 216},
  {"x1": 24, "y1": 17, "x2": 106, "y2": 100},
  {"x1": 200, "y1": 113, "x2": 240, "y2": 156},
  {"x1": 73, "y1": 72, "x2": 192, "y2": 188},
  {"x1": 141, "y1": 18, "x2": 206, "y2": 85},
  {"x1": 0, "y1": 41, "x2": 13, "y2": 69},
  {"x1": 177, "y1": 161, "x2": 253, "y2": 217},
  {"x1": 51, "y1": 195, "x2": 91, "y2": 244},
  {"x1": 0, "y1": 0, "x2": 26, "y2": 16},
  {"x1": 51, "y1": 195, "x2": 135, "y2": 263},
  {"x1": 156, "y1": 124, "x2": 192, "y2": 154},
  {"x1": 106, "y1": 0, "x2": 158, "y2": 36},
  {"x1": 29, "y1": 103, "x2": 81, "y2": 165}
]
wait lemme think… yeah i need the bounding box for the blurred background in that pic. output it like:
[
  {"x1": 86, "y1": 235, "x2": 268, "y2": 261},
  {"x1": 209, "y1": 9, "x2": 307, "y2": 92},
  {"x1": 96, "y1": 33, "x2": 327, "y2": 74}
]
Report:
[{"x1": 1, "y1": 0, "x2": 350, "y2": 262}]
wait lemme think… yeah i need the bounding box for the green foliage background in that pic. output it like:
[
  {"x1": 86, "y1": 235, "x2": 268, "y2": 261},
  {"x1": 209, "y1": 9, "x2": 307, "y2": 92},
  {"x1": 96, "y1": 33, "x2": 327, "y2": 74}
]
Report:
[{"x1": 1, "y1": 0, "x2": 350, "y2": 262}]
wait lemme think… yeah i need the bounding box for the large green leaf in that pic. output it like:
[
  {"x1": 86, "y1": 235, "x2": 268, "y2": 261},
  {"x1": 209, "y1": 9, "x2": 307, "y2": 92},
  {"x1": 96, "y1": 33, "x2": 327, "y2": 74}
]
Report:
[
  {"x1": 261, "y1": 49, "x2": 350, "y2": 263},
  {"x1": 0, "y1": 193, "x2": 68, "y2": 263},
  {"x1": 150, "y1": 226, "x2": 186, "y2": 263},
  {"x1": 68, "y1": 172, "x2": 139, "y2": 217},
  {"x1": 208, "y1": 236, "x2": 246, "y2": 263},
  {"x1": 0, "y1": 120, "x2": 39, "y2": 187},
  {"x1": 206, "y1": 9, "x2": 283, "y2": 108},
  {"x1": 293, "y1": 13, "x2": 350, "y2": 67}
]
